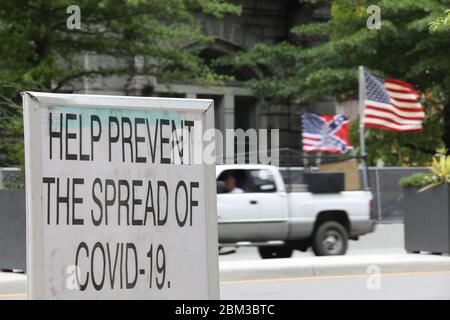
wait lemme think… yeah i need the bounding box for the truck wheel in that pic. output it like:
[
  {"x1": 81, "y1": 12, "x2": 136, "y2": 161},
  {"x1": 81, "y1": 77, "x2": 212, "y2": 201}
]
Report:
[
  {"x1": 312, "y1": 221, "x2": 348, "y2": 256},
  {"x1": 258, "y1": 246, "x2": 293, "y2": 259}
]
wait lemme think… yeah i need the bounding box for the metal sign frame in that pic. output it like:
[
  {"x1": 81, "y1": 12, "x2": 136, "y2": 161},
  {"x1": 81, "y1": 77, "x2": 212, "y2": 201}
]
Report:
[{"x1": 22, "y1": 91, "x2": 219, "y2": 299}]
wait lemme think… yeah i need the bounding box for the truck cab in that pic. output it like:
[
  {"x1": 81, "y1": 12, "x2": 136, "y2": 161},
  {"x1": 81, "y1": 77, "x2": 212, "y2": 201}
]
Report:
[{"x1": 216, "y1": 164, "x2": 376, "y2": 258}]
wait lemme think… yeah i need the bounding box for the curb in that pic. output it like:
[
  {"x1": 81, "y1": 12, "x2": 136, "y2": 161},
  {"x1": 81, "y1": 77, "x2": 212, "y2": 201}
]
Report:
[
  {"x1": 2, "y1": 254, "x2": 450, "y2": 289},
  {"x1": 219, "y1": 254, "x2": 450, "y2": 281}
]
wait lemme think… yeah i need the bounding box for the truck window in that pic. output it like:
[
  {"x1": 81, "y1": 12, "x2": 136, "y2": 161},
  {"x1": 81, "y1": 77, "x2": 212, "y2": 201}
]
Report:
[
  {"x1": 248, "y1": 170, "x2": 277, "y2": 193},
  {"x1": 217, "y1": 170, "x2": 248, "y2": 193}
]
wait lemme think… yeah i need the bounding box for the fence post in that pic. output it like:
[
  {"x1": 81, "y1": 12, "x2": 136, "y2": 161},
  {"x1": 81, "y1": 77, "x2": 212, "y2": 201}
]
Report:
[{"x1": 375, "y1": 167, "x2": 382, "y2": 221}]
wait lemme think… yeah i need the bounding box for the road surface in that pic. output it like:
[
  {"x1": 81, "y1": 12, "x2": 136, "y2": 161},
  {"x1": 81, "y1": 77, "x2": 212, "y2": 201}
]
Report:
[
  {"x1": 218, "y1": 223, "x2": 450, "y2": 299},
  {"x1": 220, "y1": 271, "x2": 450, "y2": 299},
  {"x1": 1, "y1": 270, "x2": 450, "y2": 300}
]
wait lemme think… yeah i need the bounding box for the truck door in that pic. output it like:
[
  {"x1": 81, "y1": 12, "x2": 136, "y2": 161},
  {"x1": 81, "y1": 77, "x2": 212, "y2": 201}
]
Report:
[
  {"x1": 248, "y1": 169, "x2": 289, "y2": 240},
  {"x1": 216, "y1": 169, "x2": 260, "y2": 242}
]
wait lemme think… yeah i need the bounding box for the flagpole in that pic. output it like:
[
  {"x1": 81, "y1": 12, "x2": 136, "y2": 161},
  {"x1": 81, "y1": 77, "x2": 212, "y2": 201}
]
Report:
[{"x1": 359, "y1": 66, "x2": 369, "y2": 190}]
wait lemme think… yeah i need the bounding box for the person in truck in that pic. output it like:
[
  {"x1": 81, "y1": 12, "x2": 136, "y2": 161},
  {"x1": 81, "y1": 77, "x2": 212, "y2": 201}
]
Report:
[{"x1": 224, "y1": 175, "x2": 244, "y2": 194}]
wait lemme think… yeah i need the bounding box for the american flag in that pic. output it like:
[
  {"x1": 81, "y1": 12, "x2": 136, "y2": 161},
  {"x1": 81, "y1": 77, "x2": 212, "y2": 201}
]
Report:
[
  {"x1": 302, "y1": 112, "x2": 352, "y2": 153},
  {"x1": 364, "y1": 71, "x2": 424, "y2": 132}
]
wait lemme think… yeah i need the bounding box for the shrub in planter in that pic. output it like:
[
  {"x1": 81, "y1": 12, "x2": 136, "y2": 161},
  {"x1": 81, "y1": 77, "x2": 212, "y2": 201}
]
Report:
[
  {"x1": 401, "y1": 149, "x2": 450, "y2": 254},
  {"x1": 399, "y1": 173, "x2": 428, "y2": 189}
]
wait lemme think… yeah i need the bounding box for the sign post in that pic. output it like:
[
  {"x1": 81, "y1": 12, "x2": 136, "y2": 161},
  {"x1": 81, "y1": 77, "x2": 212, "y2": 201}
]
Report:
[{"x1": 22, "y1": 92, "x2": 219, "y2": 299}]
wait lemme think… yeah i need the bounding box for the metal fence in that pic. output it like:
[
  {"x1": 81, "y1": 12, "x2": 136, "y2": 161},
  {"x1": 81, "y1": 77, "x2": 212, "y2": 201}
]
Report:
[
  {"x1": 279, "y1": 166, "x2": 428, "y2": 223},
  {"x1": 0, "y1": 167, "x2": 22, "y2": 189},
  {"x1": 0, "y1": 165, "x2": 429, "y2": 225},
  {"x1": 366, "y1": 167, "x2": 428, "y2": 223}
]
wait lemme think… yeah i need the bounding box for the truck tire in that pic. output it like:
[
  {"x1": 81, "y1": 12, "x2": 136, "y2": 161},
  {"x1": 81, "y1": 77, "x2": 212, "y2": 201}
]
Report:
[
  {"x1": 258, "y1": 246, "x2": 293, "y2": 259},
  {"x1": 312, "y1": 221, "x2": 348, "y2": 256}
]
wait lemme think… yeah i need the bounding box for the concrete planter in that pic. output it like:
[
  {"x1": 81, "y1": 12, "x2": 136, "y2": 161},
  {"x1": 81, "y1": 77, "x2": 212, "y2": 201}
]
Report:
[
  {"x1": 404, "y1": 184, "x2": 450, "y2": 254},
  {"x1": 0, "y1": 189, "x2": 26, "y2": 271}
]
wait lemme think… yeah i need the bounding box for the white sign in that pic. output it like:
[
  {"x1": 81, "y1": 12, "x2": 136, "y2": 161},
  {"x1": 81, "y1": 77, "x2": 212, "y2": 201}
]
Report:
[{"x1": 22, "y1": 92, "x2": 219, "y2": 299}]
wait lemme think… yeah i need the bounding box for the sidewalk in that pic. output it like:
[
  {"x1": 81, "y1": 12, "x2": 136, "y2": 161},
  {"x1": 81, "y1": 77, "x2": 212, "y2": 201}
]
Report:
[
  {"x1": 0, "y1": 272, "x2": 26, "y2": 298},
  {"x1": 219, "y1": 253, "x2": 450, "y2": 281}
]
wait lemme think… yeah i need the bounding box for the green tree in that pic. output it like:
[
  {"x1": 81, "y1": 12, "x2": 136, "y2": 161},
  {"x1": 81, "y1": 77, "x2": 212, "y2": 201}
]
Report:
[
  {"x1": 0, "y1": 0, "x2": 240, "y2": 166},
  {"x1": 220, "y1": 0, "x2": 450, "y2": 165},
  {"x1": 429, "y1": 8, "x2": 450, "y2": 30}
]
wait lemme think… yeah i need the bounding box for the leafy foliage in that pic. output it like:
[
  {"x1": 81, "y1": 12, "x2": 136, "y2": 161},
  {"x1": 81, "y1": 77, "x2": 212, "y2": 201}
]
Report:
[
  {"x1": 400, "y1": 148, "x2": 450, "y2": 191},
  {"x1": 221, "y1": 0, "x2": 450, "y2": 166},
  {"x1": 429, "y1": 8, "x2": 450, "y2": 30},
  {"x1": 0, "y1": 0, "x2": 240, "y2": 166},
  {"x1": 419, "y1": 148, "x2": 450, "y2": 191},
  {"x1": 399, "y1": 172, "x2": 428, "y2": 187}
]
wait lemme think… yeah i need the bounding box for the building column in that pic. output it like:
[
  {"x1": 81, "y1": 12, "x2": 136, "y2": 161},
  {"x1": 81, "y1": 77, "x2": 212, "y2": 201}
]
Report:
[{"x1": 222, "y1": 94, "x2": 234, "y2": 130}]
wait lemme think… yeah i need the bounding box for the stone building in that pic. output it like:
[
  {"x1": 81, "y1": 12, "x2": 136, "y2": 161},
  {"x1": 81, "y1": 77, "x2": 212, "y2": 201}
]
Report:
[{"x1": 72, "y1": 0, "x2": 336, "y2": 150}]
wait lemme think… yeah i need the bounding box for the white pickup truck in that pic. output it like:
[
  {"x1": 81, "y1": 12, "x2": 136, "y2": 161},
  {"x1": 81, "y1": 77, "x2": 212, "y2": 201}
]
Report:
[{"x1": 216, "y1": 164, "x2": 375, "y2": 258}]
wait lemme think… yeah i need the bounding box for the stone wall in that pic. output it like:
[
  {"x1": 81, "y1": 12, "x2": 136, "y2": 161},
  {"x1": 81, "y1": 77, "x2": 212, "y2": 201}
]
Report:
[{"x1": 70, "y1": 0, "x2": 335, "y2": 150}]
